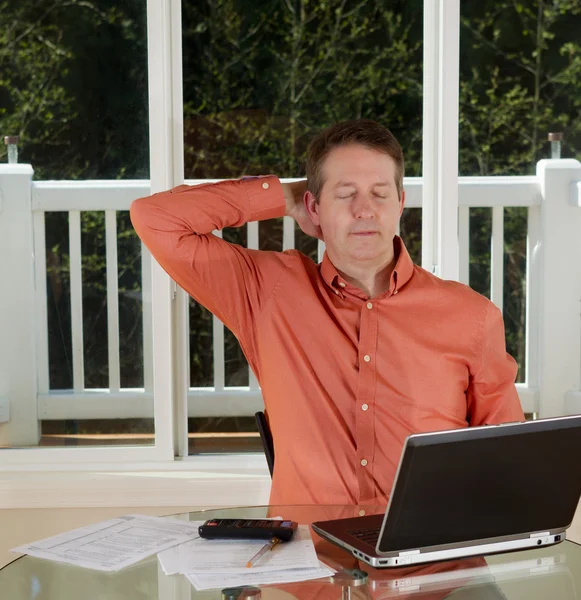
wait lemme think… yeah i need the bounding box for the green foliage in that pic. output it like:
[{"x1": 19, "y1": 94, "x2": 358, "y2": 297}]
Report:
[
  {"x1": 0, "y1": 0, "x2": 148, "y2": 179},
  {"x1": 181, "y1": 0, "x2": 423, "y2": 178},
  {"x1": 460, "y1": 0, "x2": 581, "y2": 175}
]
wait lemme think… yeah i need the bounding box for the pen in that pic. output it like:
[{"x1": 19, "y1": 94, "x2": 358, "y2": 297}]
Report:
[{"x1": 246, "y1": 537, "x2": 281, "y2": 568}]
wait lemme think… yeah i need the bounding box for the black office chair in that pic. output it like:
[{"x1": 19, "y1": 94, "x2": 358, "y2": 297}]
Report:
[{"x1": 255, "y1": 411, "x2": 275, "y2": 478}]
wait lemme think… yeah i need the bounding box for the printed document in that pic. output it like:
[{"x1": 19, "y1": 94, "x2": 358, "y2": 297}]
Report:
[{"x1": 12, "y1": 514, "x2": 200, "y2": 572}]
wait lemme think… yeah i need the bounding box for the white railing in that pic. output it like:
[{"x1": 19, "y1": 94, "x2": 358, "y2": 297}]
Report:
[
  {"x1": 31, "y1": 181, "x2": 156, "y2": 418},
  {"x1": 2, "y1": 162, "x2": 581, "y2": 448},
  {"x1": 31, "y1": 175, "x2": 541, "y2": 420}
]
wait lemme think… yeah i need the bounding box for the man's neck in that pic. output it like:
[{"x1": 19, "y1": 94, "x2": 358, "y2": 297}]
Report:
[{"x1": 336, "y1": 258, "x2": 396, "y2": 299}]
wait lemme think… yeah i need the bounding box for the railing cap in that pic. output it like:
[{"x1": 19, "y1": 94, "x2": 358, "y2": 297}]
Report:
[{"x1": 0, "y1": 164, "x2": 33, "y2": 175}]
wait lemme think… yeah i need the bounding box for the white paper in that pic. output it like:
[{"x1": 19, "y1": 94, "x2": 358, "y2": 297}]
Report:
[
  {"x1": 186, "y1": 561, "x2": 335, "y2": 591},
  {"x1": 12, "y1": 514, "x2": 201, "y2": 572},
  {"x1": 166, "y1": 525, "x2": 319, "y2": 574},
  {"x1": 157, "y1": 520, "x2": 205, "y2": 575},
  {"x1": 157, "y1": 544, "x2": 180, "y2": 575}
]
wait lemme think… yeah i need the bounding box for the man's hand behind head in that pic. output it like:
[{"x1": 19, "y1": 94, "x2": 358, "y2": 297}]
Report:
[{"x1": 283, "y1": 179, "x2": 323, "y2": 241}]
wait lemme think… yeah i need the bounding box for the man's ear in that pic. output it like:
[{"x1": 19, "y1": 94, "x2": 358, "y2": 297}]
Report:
[
  {"x1": 399, "y1": 189, "x2": 406, "y2": 217},
  {"x1": 304, "y1": 190, "x2": 321, "y2": 227}
]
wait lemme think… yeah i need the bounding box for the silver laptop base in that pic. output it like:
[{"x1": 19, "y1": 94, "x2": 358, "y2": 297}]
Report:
[{"x1": 318, "y1": 528, "x2": 566, "y2": 568}]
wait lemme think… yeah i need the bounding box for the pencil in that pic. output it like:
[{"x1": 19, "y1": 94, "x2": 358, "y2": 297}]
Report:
[{"x1": 246, "y1": 537, "x2": 281, "y2": 568}]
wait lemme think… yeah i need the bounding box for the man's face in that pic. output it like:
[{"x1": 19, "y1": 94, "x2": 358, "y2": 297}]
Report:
[{"x1": 306, "y1": 144, "x2": 405, "y2": 269}]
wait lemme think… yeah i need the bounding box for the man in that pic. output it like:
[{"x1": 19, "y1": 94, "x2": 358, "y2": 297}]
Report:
[{"x1": 130, "y1": 119, "x2": 524, "y2": 506}]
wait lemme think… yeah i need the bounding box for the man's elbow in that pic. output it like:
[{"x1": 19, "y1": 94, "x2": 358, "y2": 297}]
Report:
[{"x1": 129, "y1": 196, "x2": 151, "y2": 239}]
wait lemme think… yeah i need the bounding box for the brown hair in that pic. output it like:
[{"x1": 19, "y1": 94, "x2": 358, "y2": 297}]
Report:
[{"x1": 305, "y1": 119, "x2": 405, "y2": 201}]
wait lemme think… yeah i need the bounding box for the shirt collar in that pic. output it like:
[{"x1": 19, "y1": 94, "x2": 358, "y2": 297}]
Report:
[{"x1": 319, "y1": 235, "x2": 415, "y2": 298}]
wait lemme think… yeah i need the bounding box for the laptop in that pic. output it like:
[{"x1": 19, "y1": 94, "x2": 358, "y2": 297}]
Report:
[{"x1": 312, "y1": 415, "x2": 581, "y2": 568}]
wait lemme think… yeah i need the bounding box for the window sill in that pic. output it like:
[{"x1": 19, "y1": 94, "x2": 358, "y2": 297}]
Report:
[{"x1": 0, "y1": 454, "x2": 272, "y2": 509}]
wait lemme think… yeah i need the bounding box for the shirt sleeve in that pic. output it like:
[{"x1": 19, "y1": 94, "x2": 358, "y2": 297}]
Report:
[
  {"x1": 129, "y1": 176, "x2": 288, "y2": 374},
  {"x1": 466, "y1": 302, "x2": 525, "y2": 425}
]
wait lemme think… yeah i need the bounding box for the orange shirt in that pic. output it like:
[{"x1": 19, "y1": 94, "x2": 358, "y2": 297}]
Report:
[{"x1": 130, "y1": 175, "x2": 524, "y2": 506}]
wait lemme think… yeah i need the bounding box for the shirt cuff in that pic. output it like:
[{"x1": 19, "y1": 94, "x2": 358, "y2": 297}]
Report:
[{"x1": 243, "y1": 175, "x2": 287, "y2": 222}]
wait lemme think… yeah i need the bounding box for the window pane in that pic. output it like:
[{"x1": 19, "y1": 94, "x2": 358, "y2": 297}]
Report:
[
  {"x1": 459, "y1": 1, "x2": 581, "y2": 381},
  {"x1": 182, "y1": 0, "x2": 423, "y2": 453},
  {"x1": 1, "y1": 1, "x2": 151, "y2": 449}
]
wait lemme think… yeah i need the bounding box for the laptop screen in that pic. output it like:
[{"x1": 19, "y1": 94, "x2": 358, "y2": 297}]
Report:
[{"x1": 378, "y1": 417, "x2": 581, "y2": 552}]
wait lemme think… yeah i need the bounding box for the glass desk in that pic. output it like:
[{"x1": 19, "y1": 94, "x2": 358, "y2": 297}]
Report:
[{"x1": 1, "y1": 505, "x2": 579, "y2": 599}]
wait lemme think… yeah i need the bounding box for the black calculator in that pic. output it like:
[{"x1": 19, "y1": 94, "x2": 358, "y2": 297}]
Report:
[{"x1": 198, "y1": 518, "x2": 298, "y2": 541}]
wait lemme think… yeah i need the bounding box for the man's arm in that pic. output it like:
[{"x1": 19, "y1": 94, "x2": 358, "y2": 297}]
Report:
[
  {"x1": 466, "y1": 302, "x2": 526, "y2": 425},
  {"x1": 130, "y1": 176, "x2": 308, "y2": 366}
]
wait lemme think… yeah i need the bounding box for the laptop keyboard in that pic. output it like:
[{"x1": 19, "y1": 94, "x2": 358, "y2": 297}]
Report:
[{"x1": 348, "y1": 526, "x2": 381, "y2": 547}]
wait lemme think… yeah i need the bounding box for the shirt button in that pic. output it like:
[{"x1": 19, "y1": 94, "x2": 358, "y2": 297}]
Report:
[
  {"x1": 393, "y1": 289, "x2": 398, "y2": 295},
  {"x1": 359, "y1": 509, "x2": 366, "y2": 516},
  {"x1": 338, "y1": 282, "x2": 346, "y2": 288},
  {"x1": 362, "y1": 404, "x2": 369, "y2": 411},
  {"x1": 334, "y1": 290, "x2": 340, "y2": 296},
  {"x1": 366, "y1": 302, "x2": 373, "y2": 309},
  {"x1": 361, "y1": 459, "x2": 368, "y2": 467},
  {"x1": 363, "y1": 355, "x2": 371, "y2": 362},
  {"x1": 262, "y1": 182, "x2": 269, "y2": 189}
]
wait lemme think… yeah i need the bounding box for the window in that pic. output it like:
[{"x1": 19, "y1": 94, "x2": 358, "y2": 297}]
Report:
[
  {"x1": 181, "y1": 0, "x2": 423, "y2": 453},
  {"x1": 1, "y1": 1, "x2": 152, "y2": 449},
  {"x1": 459, "y1": 1, "x2": 581, "y2": 383}
]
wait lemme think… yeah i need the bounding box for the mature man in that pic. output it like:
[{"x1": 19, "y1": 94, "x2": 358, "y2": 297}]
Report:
[{"x1": 130, "y1": 119, "x2": 524, "y2": 506}]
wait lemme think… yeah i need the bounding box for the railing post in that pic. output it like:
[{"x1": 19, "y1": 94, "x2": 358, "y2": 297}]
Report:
[
  {"x1": 0, "y1": 164, "x2": 40, "y2": 445},
  {"x1": 535, "y1": 158, "x2": 581, "y2": 417}
]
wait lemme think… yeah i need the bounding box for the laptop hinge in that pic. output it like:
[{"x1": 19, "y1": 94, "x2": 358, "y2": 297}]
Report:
[
  {"x1": 530, "y1": 532, "x2": 551, "y2": 538},
  {"x1": 398, "y1": 549, "x2": 420, "y2": 557}
]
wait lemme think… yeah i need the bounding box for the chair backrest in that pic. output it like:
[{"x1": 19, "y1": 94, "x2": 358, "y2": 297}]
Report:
[{"x1": 254, "y1": 411, "x2": 275, "y2": 478}]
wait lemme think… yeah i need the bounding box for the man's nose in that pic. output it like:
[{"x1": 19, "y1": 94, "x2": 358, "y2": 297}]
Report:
[{"x1": 352, "y1": 194, "x2": 375, "y2": 219}]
